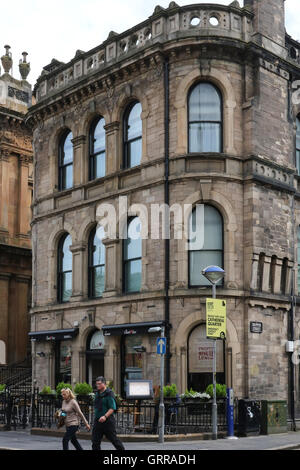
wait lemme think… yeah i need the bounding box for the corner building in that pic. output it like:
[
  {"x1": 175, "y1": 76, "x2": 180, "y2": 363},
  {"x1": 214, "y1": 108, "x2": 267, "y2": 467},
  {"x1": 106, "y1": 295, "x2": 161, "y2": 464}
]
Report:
[{"x1": 27, "y1": 0, "x2": 300, "y2": 418}]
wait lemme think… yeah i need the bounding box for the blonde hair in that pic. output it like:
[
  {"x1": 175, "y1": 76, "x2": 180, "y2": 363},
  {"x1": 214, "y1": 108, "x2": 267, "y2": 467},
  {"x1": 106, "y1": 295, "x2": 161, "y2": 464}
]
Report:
[{"x1": 61, "y1": 388, "x2": 75, "y2": 401}]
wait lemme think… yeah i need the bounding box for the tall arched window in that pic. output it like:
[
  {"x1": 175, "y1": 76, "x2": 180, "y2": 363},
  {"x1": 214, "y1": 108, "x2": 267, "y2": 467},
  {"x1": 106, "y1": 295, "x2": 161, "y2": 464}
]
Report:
[
  {"x1": 188, "y1": 82, "x2": 222, "y2": 153},
  {"x1": 57, "y1": 234, "x2": 72, "y2": 303},
  {"x1": 188, "y1": 205, "x2": 223, "y2": 287},
  {"x1": 123, "y1": 217, "x2": 142, "y2": 293},
  {"x1": 58, "y1": 130, "x2": 73, "y2": 190},
  {"x1": 89, "y1": 117, "x2": 106, "y2": 180},
  {"x1": 88, "y1": 225, "x2": 105, "y2": 298},
  {"x1": 123, "y1": 102, "x2": 142, "y2": 168},
  {"x1": 296, "y1": 116, "x2": 300, "y2": 174}
]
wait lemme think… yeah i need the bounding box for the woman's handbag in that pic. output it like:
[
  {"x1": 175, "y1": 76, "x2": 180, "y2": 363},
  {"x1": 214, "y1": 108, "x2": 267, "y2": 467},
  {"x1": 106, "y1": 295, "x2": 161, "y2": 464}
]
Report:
[{"x1": 54, "y1": 409, "x2": 67, "y2": 429}]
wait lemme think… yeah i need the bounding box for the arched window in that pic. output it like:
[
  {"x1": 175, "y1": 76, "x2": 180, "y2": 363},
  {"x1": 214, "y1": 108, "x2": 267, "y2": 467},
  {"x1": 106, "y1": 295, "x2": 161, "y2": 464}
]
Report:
[
  {"x1": 123, "y1": 102, "x2": 142, "y2": 168},
  {"x1": 57, "y1": 234, "x2": 72, "y2": 303},
  {"x1": 123, "y1": 217, "x2": 142, "y2": 293},
  {"x1": 188, "y1": 324, "x2": 225, "y2": 392},
  {"x1": 58, "y1": 130, "x2": 73, "y2": 190},
  {"x1": 188, "y1": 205, "x2": 223, "y2": 287},
  {"x1": 188, "y1": 82, "x2": 222, "y2": 153},
  {"x1": 89, "y1": 117, "x2": 106, "y2": 180},
  {"x1": 296, "y1": 116, "x2": 300, "y2": 174},
  {"x1": 88, "y1": 225, "x2": 105, "y2": 298}
]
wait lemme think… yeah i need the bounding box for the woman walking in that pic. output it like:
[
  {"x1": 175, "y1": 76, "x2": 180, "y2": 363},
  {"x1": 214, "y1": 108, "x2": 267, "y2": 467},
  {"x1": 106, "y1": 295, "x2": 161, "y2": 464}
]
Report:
[{"x1": 61, "y1": 388, "x2": 90, "y2": 450}]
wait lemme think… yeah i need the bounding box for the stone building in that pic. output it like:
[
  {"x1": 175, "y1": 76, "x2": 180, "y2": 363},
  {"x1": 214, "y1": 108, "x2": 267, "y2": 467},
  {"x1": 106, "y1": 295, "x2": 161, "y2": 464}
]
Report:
[
  {"x1": 0, "y1": 46, "x2": 33, "y2": 365},
  {"x1": 26, "y1": 0, "x2": 300, "y2": 418}
]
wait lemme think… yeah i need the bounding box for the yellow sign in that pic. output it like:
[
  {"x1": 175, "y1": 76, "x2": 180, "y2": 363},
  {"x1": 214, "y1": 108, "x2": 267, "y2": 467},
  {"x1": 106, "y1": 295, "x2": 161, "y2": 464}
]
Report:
[{"x1": 206, "y1": 299, "x2": 226, "y2": 340}]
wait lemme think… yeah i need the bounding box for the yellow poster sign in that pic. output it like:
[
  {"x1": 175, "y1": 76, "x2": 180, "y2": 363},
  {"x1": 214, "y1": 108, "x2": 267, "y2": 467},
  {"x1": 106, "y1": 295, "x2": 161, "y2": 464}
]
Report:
[{"x1": 206, "y1": 299, "x2": 226, "y2": 340}]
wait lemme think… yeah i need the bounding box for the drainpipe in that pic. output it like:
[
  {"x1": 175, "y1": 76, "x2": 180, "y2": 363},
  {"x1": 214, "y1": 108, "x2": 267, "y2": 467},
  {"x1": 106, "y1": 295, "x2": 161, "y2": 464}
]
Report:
[
  {"x1": 289, "y1": 190, "x2": 296, "y2": 431},
  {"x1": 164, "y1": 55, "x2": 170, "y2": 384}
]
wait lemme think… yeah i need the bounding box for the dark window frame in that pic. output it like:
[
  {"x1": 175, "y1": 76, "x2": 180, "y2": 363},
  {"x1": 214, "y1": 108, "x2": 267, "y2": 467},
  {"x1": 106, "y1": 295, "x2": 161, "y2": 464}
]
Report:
[
  {"x1": 88, "y1": 226, "x2": 105, "y2": 299},
  {"x1": 58, "y1": 130, "x2": 73, "y2": 191},
  {"x1": 187, "y1": 81, "x2": 223, "y2": 154},
  {"x1": 188, "y1": 204, "x2": 224, "y2": 289},
  {"x1": 122, "y1": 216, "x2": 142, "y2": 294},
  {"x1": 57, "y1": 233, "x2": 72, "y2": 304},
  {"x1": 123, "y1": 101, "x2": 142, "y2": 169},
  {"x1": 89, "y1": 116, "x2": 106, "y2": 181}
]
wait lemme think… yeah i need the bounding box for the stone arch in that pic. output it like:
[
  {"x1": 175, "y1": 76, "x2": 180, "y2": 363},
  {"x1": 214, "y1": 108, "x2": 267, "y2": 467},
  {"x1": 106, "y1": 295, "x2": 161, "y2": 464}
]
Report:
[
  {"x1": 174, "y1": 310, "x2": 240, "y2": 393},
  {"x1": 77, "y1": 106, "x2": 110, "y2": 137},
  {"x1": 176, "y1": 188, "x2": 238, "y2": 288},
  {"x1": 174, "y1": 67, "x2": 237, "y2": 155},
  {"x1": 111, "y1": 90, "x2": 150, "y2": 164}
]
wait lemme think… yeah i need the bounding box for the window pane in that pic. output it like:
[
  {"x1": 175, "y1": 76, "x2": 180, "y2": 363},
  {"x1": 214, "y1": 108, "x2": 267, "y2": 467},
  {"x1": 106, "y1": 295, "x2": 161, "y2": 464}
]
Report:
[
  {"x1": 189, "y1": 123, "x2": 221, "y2": 153},
  {"x1": 189, "y1": 83, "x2": 221, "y2": 122},
  {"x1": 93, "y1": 227, "x2": 105, "y2": 266},
  {"x1": 297, "y1": 150, "x2": 300, "y2": 175},
  {"x1": 63, "y1": 132, "x2": 73, "y2": 165},
  {"x1": 62, "y1": 164, "x2": 73, "y2": 190},
  {"x1": 95, "y1": 152, "x2": 106, "y2": 179},
  {"x1": 127, "y1": 102, "x2": 142, "y2": 140},
  {"x1": 298, "y1": 228, "x2": 300, "y2": 292},
  {"x1": 189, "y1": 250, "x2": 223, "y2": 286},
  {"x1": 62, "y1": 235, "x2": 72, "y2": 272},
  {"x1": 93, "y1": 118, "x2": 106, "y2": 154},
  {"x1": 124, "y1": 218, "x2": 142, "y2": 260},
  {"x1": 129, "y1": 139, "x2": 142, "y2": 167},
  {"x1": 62, "y1": 271, "x2": 72, "y2": 302},
  {"x1": 125, "y1": 259, "x2": 142, "y2": 292},
  {"x1": 93, "y1": 266, "x2": 105, "y2": 297},
  {"x1": 189, "y1": 205, "x2": 223, "y2": 251}
]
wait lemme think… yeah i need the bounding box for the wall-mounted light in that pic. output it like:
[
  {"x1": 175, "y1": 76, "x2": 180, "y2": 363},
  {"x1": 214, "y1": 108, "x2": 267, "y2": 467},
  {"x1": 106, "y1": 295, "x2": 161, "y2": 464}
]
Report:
[{"x1": 36, "y1": 352, "x2": 45, "y2": 358}]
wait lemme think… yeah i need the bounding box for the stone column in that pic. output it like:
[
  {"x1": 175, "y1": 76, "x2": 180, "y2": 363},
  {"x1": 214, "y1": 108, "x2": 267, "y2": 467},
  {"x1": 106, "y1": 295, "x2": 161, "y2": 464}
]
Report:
[
  {"x1": 69, "y1": 242, "x2": 87, "y2": 302},
  {"x1": 273, "y1": 258, "x2": 283, "y2": 295},
  {"x1": 262, "y1": 255, "x2": 271, "y2": 292},
  {"x1": 250, "y1": 253, "x2": 260, "y2": 290},
  {"x1": 104, "y1": 122, "x2": 120, "y2": 173},
  {"x1": 0, "y1": 150, "x2": 10, "y2": 234},
  {"x1": 72, "y1": 135, "x2": 86, "y2": 186},
  {"x1": 102, "y1": 238, "x2": 120, "y2": 297},
  {"x1": 17, "y1": 155, "x2": 30, "y2": 239}
]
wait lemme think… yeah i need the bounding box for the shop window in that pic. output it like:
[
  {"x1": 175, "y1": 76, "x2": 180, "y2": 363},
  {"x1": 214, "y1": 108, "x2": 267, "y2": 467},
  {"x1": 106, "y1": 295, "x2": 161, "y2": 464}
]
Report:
[{"x1": 188, "y1": 324, "x2": 225, "y2": 392}]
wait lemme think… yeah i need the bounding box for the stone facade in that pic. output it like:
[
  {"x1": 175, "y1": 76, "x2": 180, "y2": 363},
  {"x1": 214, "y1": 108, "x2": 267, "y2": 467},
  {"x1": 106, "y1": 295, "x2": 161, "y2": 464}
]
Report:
[
  {"x1": 0, "y1": 46, "x2": 33, "y2": 365},
  {"x1": 26, "y1": 0, "x2": 300, "y2": 415}
]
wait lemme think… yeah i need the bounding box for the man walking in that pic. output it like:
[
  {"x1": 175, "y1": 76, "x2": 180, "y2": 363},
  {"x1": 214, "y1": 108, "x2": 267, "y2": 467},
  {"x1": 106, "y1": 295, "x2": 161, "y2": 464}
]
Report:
[{"x1": 92, "y1": 376, "x2": 125, "y2": 451}]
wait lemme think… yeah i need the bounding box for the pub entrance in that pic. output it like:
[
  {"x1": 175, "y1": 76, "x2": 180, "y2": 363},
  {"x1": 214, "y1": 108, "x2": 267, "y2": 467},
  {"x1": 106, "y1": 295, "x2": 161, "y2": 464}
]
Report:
[{"x1": 86, "y1": 329, "x2": 105, "y2": 386}]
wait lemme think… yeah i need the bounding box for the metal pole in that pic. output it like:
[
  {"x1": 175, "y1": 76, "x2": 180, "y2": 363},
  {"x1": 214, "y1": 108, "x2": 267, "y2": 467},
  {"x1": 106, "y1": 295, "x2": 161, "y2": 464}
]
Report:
[
  {"x1": 212, "y1": 283, "x2": 218, "y2": 440},
  {"x1": 158, "y1": 326, "x2": 165, "y2": 444}
]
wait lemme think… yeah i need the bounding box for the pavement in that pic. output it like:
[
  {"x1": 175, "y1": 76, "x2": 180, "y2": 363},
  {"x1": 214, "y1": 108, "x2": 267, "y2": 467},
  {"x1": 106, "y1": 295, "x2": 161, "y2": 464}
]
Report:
[{"x1": 0, "y1": 429, "x2": 300, "y2": 451}]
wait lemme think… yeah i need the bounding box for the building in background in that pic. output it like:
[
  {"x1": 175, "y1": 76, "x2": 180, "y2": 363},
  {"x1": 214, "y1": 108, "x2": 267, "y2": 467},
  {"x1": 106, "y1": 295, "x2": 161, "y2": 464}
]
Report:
[
  {"x1": 26, "y1": 0, "x2": 300, "y2": 422},
  {"x1": 0, "y1": 46, "x2": 33, "y2": 366}
]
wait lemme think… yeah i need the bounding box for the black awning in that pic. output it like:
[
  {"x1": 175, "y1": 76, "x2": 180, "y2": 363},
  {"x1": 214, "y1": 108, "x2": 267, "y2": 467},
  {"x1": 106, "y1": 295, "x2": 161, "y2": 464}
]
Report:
[
  {"x1": 102, "y1": 321, "x2": 165, "y2": 337},
  {"x1": 29, "y1": 328, "x2": 79, "y2": 342}
]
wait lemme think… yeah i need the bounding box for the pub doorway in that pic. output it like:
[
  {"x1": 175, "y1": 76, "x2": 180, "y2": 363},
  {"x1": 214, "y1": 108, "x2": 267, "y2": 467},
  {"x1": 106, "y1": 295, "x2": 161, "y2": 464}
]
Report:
[{"x1": 86, "y1": 329, "x2": 105, "y2": 387}]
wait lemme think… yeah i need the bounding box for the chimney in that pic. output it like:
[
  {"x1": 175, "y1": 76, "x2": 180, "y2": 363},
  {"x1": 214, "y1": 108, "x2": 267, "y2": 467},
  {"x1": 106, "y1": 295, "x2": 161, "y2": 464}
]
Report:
[{"x1": 244, "y1": 0, "x2": 286, "y2": 47}]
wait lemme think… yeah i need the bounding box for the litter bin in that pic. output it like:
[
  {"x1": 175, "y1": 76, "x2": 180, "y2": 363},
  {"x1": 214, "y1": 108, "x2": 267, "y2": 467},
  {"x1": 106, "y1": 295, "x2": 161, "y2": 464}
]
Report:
[
  {"x1": 261, "y1": 401, "x2": 287, "y2": 435},
  {"x1": 238, "y1": 399, "x2": 261, "y2": 436}
]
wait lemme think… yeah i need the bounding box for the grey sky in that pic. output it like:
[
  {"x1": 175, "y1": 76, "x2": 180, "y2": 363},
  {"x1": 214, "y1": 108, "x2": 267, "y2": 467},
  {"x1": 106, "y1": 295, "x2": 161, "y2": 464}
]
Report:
[{"x1": 1, "y1": 0, "x2": 299, "y2": 86}]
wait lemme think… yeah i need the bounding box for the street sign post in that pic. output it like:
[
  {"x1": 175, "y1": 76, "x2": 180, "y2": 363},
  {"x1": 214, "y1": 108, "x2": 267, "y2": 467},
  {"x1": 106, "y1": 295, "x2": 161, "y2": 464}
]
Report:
[{"x1": 157, "y1": 337, "x2": 166, "y2": 355}]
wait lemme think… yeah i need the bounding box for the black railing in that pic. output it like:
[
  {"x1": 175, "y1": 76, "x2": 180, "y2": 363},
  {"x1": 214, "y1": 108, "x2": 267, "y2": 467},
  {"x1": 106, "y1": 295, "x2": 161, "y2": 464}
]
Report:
[{"x1": 0, "y1": 388, "x2": 233, "y2": 435}]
